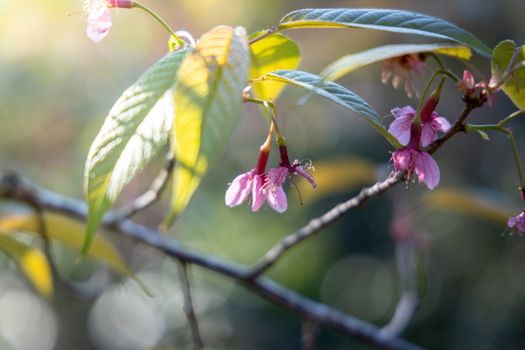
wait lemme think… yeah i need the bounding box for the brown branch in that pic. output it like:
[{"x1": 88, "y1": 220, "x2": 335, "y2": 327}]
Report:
[
  {"x1": 0, "y1": 171, "x2": 423, "y2": 350},
  {"x1": 247, "y1": 171, "x2": 405, "y2": 278},
  {"x1": 426, "y1": 96, "x2": 483, "y2": 155},
  {"x1": 177, "y1": 261, "x2": 204, "y2": 350}
]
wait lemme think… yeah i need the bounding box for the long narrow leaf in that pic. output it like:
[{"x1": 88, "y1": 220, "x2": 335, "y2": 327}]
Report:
[
  {"x1": 279, "y1": 8, "x2": 491, "y2": 57},
  {"x1": 322, "y1": 43, "x2": 471, "y2": 81},
  {"x1": 264, "y1": 69, "x2": 400, "y2": 147}
]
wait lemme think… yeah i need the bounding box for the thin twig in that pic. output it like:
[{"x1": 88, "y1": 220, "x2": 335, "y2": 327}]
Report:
[
  {"x1": 0, "y1": 171, "x2": 423, "y2": 350},
  {"x1": 302, "y1": 319, "x2": 317, "y2": 350},
  {"x1": 381, "y1": 240, "x2": 419, "y2": 337},
  {"x1": 177, "y1": 261, "x2": 204, "y2": 350},
  {"x1": 247, "y1": 171, "x2": 405, "y2": 278},
  {"x1": 107, "y1": 154, "x2": 174, "y2": 222}
]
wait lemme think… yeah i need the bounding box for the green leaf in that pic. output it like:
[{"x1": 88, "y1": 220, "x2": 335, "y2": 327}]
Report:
[
  {"x1": 264, "y1": 69, "x2": 400, "y2": 147},
  {"x1": 0, "y1": 235, "x2": 53, "y2": 298},
  {"x1": 249, "y1": 32, "x2": 301, "y2": 101},
  {"x1": 491, "y1": 40, "x2": 525, "y2": 109},
  {"x1": 322, "y1": 43, "x2": 471, "y2": 81},
  {"x1": 279, "y1": 8, "x2": 491, "y2": 57},
  {"x1": 166, "y1": 26, "x2": 250, "y2": 225},
  {"x1": 83, "y1": 48, "x2": 190, "y2": 254}
]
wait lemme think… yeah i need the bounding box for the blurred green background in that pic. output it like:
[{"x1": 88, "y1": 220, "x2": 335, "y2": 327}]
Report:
[{"x1": 1, "y1": 0, "x2": 525, "y2": 349}]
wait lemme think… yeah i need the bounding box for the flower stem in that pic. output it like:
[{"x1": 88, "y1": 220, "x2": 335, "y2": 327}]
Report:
[
  {"x1": 414, "y1": 71, "x2": 440, "y2": 125},
  {"x1": 133, "y1": 1, "x2": 184, "y2": 47},
  {"x1": 498, "y1": 109, "x2": 525, "y2": 127},
  {"x1": 467, "y1": 123, "x2": 525, "y2": 187},
  {"x1": 244, "y1": 97, "x2": 286, "y2": 146}
]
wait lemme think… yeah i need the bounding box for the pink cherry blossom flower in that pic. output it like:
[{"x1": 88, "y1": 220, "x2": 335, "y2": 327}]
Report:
[
  {"x1": 381, "y1": 54, "x2": 425, "y2": 98},
  {"x1": 391, "y1": 147, "x2": 440, "y2": 190},
  {"x1": 388, "y1": 105, "x2": 450, "y2": 147},
  {"x1": 85, "y1": 0, "x2": 133, "y2": 42},
  {"x1": 508, "y1": 210, "x2": 525, "y2": 234},
  {"x1": 225, "y1": 167, "x2": 288, "y2": 213}
]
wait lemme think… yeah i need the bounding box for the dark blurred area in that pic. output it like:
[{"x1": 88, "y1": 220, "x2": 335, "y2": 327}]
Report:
[{"x1": 1, "y1": 0, "x2": 525, "y2": 349}]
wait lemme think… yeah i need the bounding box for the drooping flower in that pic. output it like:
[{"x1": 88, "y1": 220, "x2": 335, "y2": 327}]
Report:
[
  {"x1": 507, "y1": 210, "x2": 525, "y2": 234},
  {"x1": 392, "y1": 147, "x2": 440, "y2": 190},
  {"x1": 381, "y1": 54, "x2": 425, "y2": 98},
  {"x1": 84, "y1": 0, "x2": 133, "y2": 42},
  {"x1": 388, "y1": 105, "x2": 450, "y2": 147}
]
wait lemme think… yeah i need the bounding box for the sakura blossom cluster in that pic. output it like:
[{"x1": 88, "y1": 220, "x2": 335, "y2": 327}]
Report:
[
  {"x1": 225, "y1": 145, "x2": 316, "y2": 213},
  {"x1": 388, "y1": 90, "x2": 451, "y2": 190}
]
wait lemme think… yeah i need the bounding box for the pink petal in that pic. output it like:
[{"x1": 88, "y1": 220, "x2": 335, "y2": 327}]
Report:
[
  {"x1": 415, "y1": 152, "x2": 440, "y2": 190},
  {"x1": 266, "y1": 185, "x2": 288, "y2": 213},
  {"x1": 463, "y1": 70, "x2": 475, "y2": 89},
  {"x1": 225, "y1": 171, "x2": 253, "y2": 207},
  {"x1": 420, "y1": 123, "x2": 436, "y2": 147},
  {"x1": 392, "y1": 148, "x2": 412, "y2": 172},
  {"x1": 508, "y1": 215, "x2": 518, "y2": 228},
  {"x1": 267, "y1": 167, "x2": 288, "y2": 186},
  {"x1": 251, "y1": 175, "x2": 266, "y2": 212},
  {"x1": 388, "y1": 113, "x2": 413, "y2": 146},
  {"x1": 294, "y1": 164, "x2": 317, "y2": 188},
  {"x1": 86, "y1": 5, "x2": 112, "y2": 42},
  {"x1": 431, "y1": 114, "x2": 451, "y2": 132},
  {"x1": 391, "y1": 106, "x2": 416, "y2": 119}
]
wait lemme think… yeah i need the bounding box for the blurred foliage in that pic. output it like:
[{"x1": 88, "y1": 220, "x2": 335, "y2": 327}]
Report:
[{"x1": 1, "y1": 1, "x2": 525, "y2": 350}]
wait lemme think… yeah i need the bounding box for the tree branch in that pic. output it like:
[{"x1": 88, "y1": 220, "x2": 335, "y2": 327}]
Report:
[
  {"x1": 177, "y1": 261, "x2": 204, "y2": 350},
  {"x1": 0, "y1": 171, "x2": 423, "y2": 350},
  {"x1": 247, "y1": 171, "x2": 405, "y2": 278}
]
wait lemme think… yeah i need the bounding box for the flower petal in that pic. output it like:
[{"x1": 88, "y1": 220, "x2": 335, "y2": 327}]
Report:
[
  {"x1": 251, "y1": 175, "x2": 266, "y2": 212},
  {"x1": 391, "y1": 106, "x2": 416, "y2": 119},
  {"x1": 266, "y1": 186, "x2": 288, "y2": 213},
  {"x1": 431, "y1": 115, "x2": 451, "y2": 132},
  {"x1": 420, "y1": 123, "x2": 436, "y2": 147},
  {"x1": 86, "y1": 5, "x2": 112, "y2": 42},
  {"x1": 225, "y1": 171, "x2": 253, "y2": 207},
  {"x1": 294, "y1": 164, "x2": 317, "y2": 188},
  {"x1": 415, "y1": 152, "x2": 440, "y2": 190},
  {"x1": 388, "y1": 113, "x2": 413, "y2": 146}
]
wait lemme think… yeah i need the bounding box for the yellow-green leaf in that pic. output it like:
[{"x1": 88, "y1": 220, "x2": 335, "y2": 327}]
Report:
[
  {"x1": 249, "y1": 32, "x2": 301, "y2": 101},
  {"x1": 424, "y1": 188, "x2": 512, "y2": 224},
  {"x1": 491, "y1": 40, "x2": 525, "y2": 109},
  {"x1": 322, "y1": 43, "x2": 471, "y2": 81},
  {"x1": 0, "y1": 235, "x2": 53, "y2": 298},
  {"x1": 0, "y1": 211, "x2": 130, "y2": 275},
  {"x1": 166, "y1": 26, "x2": 250, "y2": 225}
]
